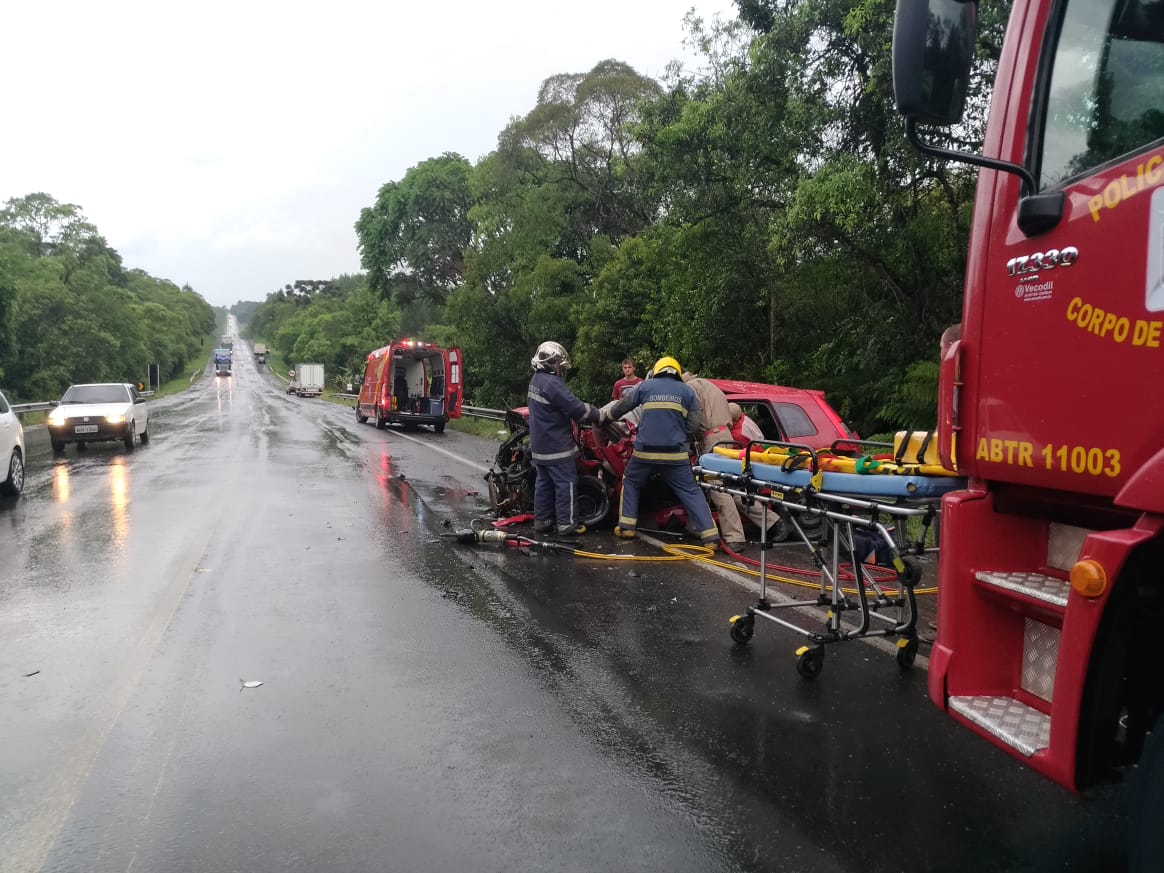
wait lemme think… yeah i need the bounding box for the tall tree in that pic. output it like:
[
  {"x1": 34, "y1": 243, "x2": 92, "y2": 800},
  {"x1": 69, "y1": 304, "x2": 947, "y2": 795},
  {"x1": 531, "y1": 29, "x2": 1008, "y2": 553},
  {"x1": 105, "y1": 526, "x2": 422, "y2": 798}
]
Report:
[
  {"x1": 446, "y1": 61, "x2": 664, "y2": 405},
  {"x1": 356, "y1": 154, "x2": 474, "y2": 304},
  {"x1": 0, "y1": 193, "x2": 99, "y2": 256},
  {"x1": 496, "y1": 59, "x2": 662, "y2": 254}
]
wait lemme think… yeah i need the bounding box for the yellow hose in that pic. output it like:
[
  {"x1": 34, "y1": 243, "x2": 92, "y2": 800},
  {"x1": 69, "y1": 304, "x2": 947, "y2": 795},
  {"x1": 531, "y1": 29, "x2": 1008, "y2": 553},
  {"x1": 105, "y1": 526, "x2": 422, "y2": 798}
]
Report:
[
  {"x1": 568, "y1": 544, "x2": 717, "y2": 561},
  {"x1": 566, "y1": 540, "x2": 937, "y2": 597},
  {"x1": 478, "y1": 516, "x2": 936, "y2": 596}
]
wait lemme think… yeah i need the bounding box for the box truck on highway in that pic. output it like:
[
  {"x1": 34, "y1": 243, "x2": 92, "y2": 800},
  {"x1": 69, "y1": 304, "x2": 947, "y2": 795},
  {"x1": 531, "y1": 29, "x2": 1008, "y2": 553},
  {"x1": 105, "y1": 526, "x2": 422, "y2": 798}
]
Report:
[{"x1": 290, "y1": 363, "x2": 324, "y2": 398}]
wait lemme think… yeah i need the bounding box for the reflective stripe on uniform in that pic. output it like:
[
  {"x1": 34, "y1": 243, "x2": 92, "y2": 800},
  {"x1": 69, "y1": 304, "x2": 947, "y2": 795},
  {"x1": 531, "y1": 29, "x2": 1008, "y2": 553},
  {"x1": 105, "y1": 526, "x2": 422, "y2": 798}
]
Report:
[
  {"x1": 528, "y1": 391, "x2": 552, "y2": 404},
  {"x1": 641, "y1": 401, "x2": 687, "y2": 415},
  {"x1": 532, "y1": 448, "x2": 578, "y2": 462},
  {"x1": 618, "y1": 515, "x2": 637, "y2": 528},
  {"x1": 697, "y1": 527, "x2": 719, "y2": 543},
  {"x1": 631, "y1": 449, "x2": 688, "y2": 462}
]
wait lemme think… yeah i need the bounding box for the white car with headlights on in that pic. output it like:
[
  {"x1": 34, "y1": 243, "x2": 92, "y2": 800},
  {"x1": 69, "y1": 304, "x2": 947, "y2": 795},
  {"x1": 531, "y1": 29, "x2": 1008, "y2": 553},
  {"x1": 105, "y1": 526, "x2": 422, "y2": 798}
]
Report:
[
  {"x1": 0, "y1": 388, "x2": 25, "y2": 497},
  {"x1": 48, "y1": 383, "x2": 150, "y2": 453}
]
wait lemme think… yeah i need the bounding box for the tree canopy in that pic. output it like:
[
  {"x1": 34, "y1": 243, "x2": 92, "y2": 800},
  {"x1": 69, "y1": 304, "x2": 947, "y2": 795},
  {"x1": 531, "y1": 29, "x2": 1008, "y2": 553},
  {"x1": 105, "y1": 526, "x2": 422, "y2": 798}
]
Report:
[{"x1": 0, "y1": 194, "x2": 216, "y2": 400}]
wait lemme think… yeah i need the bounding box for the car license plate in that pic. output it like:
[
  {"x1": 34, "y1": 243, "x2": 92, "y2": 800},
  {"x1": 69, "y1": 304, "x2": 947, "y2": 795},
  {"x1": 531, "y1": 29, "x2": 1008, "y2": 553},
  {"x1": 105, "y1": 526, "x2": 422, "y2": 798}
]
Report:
[{"x1": 74, "y1": 424, "x2": 99, "y2": 434}]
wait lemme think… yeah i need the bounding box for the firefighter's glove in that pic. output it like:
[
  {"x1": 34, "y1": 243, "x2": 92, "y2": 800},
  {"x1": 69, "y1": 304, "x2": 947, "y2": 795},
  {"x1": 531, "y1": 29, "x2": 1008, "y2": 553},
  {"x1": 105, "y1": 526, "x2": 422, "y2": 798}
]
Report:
[{"x1": 596, "y1": 407, "x2": 611, "y2": 425}]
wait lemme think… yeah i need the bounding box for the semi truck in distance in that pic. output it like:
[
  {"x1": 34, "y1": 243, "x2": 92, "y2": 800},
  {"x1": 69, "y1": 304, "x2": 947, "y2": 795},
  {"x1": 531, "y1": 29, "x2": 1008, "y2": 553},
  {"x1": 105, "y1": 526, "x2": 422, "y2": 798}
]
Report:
[
  {"x1": 355, "y1": 339, "x2": 462, "y2": 433},
  {"x1": 288, "y1": 363, "x2": 324, "y2": 398},
  {"x1": 253, "y1": 343, "x2": 268, "y2": 364},
  {"x1": 892, "y1": 0, "x2": 1163, "y2": 867},
  {"x1": 213, "y1": 348, "x2": 232, "y2": 377}
]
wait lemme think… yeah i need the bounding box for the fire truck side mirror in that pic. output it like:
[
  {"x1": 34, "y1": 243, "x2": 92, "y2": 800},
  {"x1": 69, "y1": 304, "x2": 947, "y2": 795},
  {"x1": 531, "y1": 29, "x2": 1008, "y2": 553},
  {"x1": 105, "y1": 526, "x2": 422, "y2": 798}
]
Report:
[
  {"x1": 891, "y1": 0, "x2": 976, "y2": 126},
  {"x1": 1017, "y1": 191, "x2": 1066, "y2": 237}
]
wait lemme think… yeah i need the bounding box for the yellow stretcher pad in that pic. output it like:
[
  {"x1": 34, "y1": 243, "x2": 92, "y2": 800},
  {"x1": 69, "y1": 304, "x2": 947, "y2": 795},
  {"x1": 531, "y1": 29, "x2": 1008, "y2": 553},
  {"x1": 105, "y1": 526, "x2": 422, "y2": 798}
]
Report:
[{"x1": 712, "y1": 443, "x2": 960, "y2": 478}]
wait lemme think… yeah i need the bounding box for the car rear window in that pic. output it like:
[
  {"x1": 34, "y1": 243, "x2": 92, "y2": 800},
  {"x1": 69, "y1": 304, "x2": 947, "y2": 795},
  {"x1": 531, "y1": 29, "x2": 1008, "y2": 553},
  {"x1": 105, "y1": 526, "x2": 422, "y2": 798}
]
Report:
[
  {"x1": 0, "y1": 391, "x2": 9, "y2": 414},
  {"x1": 773, "y1": 402, "x2": 818, "y2": 439},
  {"x1": 737, "y1": 403, "x2": 780, "y2": 441}
]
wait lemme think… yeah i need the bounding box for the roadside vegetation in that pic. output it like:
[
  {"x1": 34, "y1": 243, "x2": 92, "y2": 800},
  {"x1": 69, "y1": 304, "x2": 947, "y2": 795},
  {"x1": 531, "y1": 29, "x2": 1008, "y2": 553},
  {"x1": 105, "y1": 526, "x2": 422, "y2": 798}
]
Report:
[
  {"x1": 152, "y1": 327, "x2": 224, "y2": 398},
  {"x1": 0, "y1": 194, "x2": 218, "y2": 404},
  {"x1": 449, "y1": 416, "x2": 510, "y2": 440},
  {"x1": 2, "y1": 1, "x2": 1011, "y2": 436}
]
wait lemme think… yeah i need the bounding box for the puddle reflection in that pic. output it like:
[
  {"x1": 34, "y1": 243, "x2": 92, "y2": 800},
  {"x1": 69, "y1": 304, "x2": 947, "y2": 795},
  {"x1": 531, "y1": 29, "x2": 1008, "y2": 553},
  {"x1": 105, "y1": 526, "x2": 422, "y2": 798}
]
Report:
[
  {"x1": 375, "y1": 449, "x2": 406, "y2": 516},
  {"x1": 109, "y1": 458, "x2": 129, "y2": 551},
  {"x1": 215, "y1": 376, "x2": 233, "y2": 423},
  {"x1": 50, "y1": 457, "x2": 132, "y2": 555},
  {"x1": 53, "y1": 464, "x2": 71, "y2": 503}
]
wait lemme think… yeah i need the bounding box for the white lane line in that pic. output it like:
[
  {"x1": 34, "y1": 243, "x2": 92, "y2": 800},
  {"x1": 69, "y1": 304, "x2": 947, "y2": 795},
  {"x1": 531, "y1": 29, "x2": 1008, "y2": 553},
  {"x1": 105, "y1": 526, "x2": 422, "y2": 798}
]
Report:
[{"x1": 386, "y1": 428, "x2": 492, "y2": 474}]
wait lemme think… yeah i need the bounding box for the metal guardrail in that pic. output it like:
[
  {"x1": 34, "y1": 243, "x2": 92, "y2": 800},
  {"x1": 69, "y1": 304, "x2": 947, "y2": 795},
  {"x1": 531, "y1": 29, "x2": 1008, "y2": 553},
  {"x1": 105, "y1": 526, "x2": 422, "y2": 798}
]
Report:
[
  {"x1": 325, "y1": 394, "x2": 506, "y2": 420},
  {"x1": 12, "y1": 402, "x2": 55, "y2": 415},
  {"x1": 462, "y1": 405, "x2": 507, "y2": 421},
  {"x1": 13, "y1": 390, "x2": 157, "y2": 415}
]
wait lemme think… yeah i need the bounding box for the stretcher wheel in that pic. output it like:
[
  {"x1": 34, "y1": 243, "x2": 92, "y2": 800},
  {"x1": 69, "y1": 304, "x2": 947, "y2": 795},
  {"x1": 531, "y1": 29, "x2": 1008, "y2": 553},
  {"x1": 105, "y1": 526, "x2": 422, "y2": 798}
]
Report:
[
  {"x1": 795, "y1": 645, "x2": 824, "y2": 679},
  {"x1": 896, "y1": 636, "x2": 919, "y2": 668},
  {"x1": 729, "y1": 614, "x2": 755, "y2": 645},
  {"x1": 898, "y1": 557, "x2": 922, "y2": 588}
]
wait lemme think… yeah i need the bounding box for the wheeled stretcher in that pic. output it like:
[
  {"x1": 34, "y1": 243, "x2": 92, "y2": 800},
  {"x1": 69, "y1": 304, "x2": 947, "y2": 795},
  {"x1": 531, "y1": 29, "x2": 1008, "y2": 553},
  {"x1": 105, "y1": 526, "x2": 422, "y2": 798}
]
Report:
[{"x1": 694, "y1": 439, "x2": 966, "y2": 678}]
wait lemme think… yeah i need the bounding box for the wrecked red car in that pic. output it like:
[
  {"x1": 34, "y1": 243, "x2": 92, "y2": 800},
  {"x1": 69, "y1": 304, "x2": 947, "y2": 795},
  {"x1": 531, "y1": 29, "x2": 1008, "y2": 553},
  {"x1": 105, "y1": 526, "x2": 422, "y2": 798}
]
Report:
[{"x1": 484, "y1": 380, "x2": 857, "y2": 530}]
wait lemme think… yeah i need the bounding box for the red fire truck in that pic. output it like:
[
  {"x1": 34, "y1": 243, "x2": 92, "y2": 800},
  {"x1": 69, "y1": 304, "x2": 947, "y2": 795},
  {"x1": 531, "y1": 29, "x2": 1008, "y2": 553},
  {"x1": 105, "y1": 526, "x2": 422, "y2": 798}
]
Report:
[
  {"x1": 356, "y1": 339, "x2": 463, "y2": 433},
  {"x1": 893, "y1": 0, "x2": 1163, "y2": 865}
]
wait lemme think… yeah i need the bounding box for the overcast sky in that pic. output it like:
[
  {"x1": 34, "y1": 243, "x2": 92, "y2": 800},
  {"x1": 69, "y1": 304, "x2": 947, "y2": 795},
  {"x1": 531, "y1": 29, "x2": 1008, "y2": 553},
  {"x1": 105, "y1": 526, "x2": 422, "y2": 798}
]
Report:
[{"x1": 2, "y1": 0, "x2": 738, "y2": 307}]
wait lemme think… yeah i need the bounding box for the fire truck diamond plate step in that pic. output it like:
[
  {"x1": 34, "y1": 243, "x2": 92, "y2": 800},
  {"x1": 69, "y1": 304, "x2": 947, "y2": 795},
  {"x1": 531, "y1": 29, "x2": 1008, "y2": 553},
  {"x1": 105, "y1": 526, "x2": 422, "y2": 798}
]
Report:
[
  {"x1": 949, "y1": 695, "x2": 1050, "y2": 757},
  {"x1": 974, "y1": 571, "x2": 1069, "y2": 607}
]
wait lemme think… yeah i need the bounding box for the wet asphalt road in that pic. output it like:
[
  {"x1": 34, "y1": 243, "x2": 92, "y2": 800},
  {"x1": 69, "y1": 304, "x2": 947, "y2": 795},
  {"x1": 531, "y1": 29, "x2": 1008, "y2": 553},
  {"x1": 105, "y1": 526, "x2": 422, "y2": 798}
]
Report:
[{"x1": 0, "y1": 352, "x2": 1128, "y2": 873}]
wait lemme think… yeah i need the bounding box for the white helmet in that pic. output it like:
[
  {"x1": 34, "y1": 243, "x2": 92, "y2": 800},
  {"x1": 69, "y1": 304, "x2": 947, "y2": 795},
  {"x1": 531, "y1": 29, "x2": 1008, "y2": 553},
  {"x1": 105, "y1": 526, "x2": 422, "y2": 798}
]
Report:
[{"x1": 531, "y1": 341, "x2": 570, "y2": 373}]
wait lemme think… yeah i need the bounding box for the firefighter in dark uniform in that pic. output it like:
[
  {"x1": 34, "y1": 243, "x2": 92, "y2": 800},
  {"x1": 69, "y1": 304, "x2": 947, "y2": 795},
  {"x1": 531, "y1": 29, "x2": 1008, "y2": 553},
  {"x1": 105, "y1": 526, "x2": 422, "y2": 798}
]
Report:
[
  {"x1": 527, "y1": 341, "x2": 604, "y2": 535},
  {"x1": 606, "y1": 356, "x2": 720, "y2": 548}
]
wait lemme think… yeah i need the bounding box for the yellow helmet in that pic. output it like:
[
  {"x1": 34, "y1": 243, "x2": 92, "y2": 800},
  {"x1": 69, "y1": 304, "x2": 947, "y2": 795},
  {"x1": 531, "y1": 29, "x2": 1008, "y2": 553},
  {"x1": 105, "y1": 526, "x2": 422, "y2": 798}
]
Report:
[{"x1": 651, "y1": 356, "x2": 682, "y2": 378}]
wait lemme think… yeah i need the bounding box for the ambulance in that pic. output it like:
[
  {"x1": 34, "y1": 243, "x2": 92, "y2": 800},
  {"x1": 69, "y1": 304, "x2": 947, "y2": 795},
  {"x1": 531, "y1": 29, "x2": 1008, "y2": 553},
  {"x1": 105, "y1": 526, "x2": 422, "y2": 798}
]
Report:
[{"x1": 356, "y1": 339, "x2": 463, "y2": 433}]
